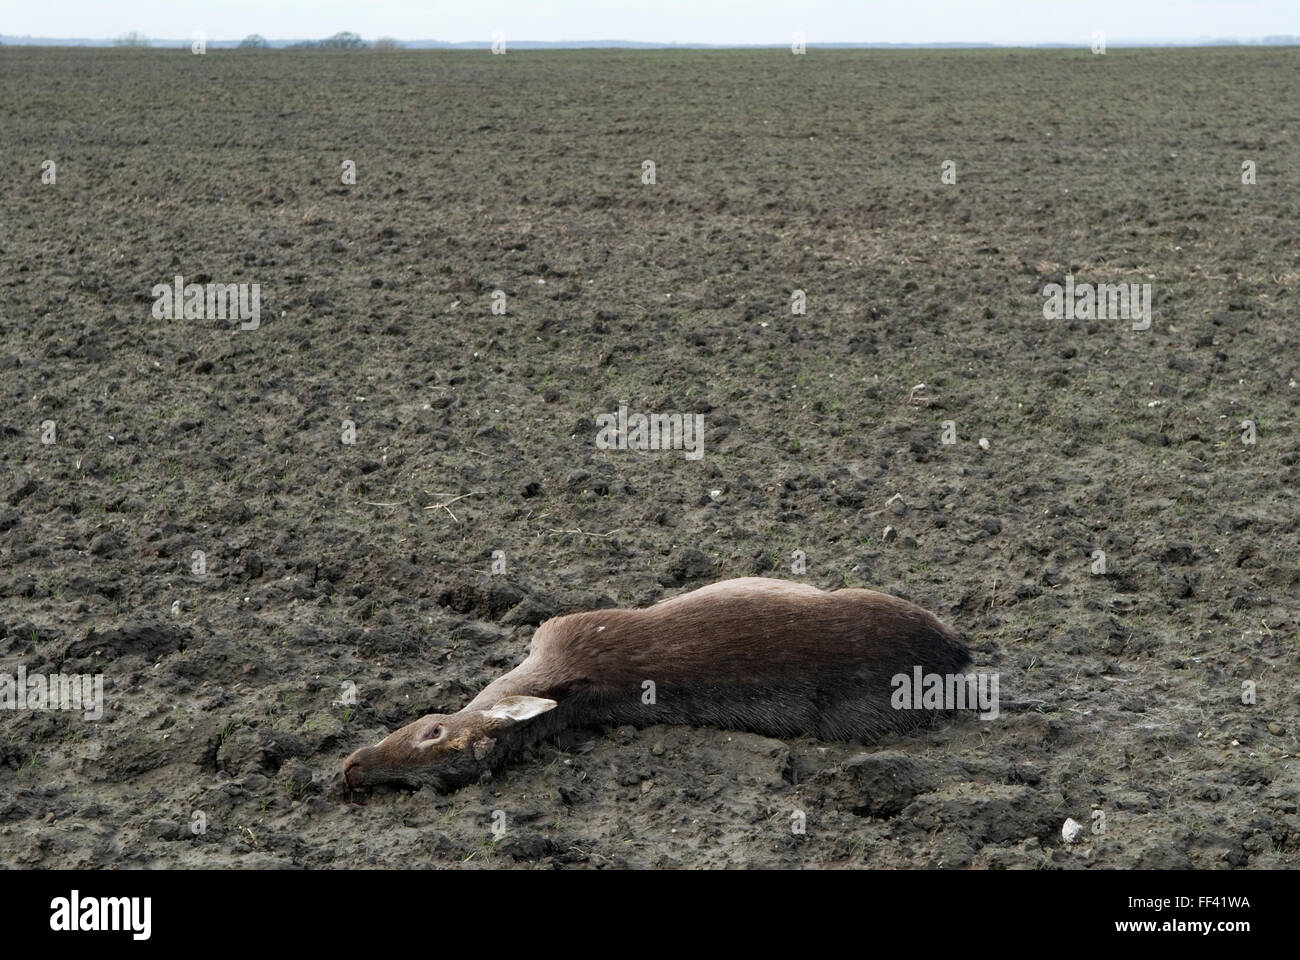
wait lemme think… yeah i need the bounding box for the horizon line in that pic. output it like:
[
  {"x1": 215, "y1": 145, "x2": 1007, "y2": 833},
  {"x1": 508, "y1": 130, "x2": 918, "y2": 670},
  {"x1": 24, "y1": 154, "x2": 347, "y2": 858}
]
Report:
[{"x1": 4, "y1": 35, "x2": 1300, "y2": 49}]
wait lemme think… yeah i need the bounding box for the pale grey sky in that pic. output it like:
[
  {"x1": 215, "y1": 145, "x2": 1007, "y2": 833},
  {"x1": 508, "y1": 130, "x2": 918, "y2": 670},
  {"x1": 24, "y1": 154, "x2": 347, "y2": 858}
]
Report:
[{"x1": 0, "y1": 0, "x2": 1294, "y2": 44}]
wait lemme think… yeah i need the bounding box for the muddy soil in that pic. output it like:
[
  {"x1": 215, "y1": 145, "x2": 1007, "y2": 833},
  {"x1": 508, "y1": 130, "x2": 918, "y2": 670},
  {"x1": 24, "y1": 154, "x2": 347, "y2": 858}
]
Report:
[{"x1": 0, "y1": 46, "x2": 1297, "y2": 868}]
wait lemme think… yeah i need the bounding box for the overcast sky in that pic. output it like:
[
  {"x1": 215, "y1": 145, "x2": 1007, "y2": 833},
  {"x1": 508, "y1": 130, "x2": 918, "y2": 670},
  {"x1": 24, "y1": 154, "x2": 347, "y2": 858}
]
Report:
[{"x1": 0, "y1": 0, "x2": 1294, "y2": 44}]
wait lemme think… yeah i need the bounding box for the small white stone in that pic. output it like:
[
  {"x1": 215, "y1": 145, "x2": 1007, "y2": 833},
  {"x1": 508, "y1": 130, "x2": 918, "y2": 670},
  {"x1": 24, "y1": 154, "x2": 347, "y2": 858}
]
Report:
[
  {"x1": 709, "y1": 489, "x2": 722, "y2": 500},
  {"x1": 978, "y1": 437, "x2": 990, "y2": 450},
  {"x1": 1062, "y1": 818, "x2": 1084, "y2": 844}
]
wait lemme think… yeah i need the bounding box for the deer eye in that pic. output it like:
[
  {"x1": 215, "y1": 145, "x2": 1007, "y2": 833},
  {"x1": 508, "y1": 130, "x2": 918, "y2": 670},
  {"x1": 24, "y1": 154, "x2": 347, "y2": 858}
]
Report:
[{"x1": 421, "y1": 723, "x2": 444, "y2": 743}]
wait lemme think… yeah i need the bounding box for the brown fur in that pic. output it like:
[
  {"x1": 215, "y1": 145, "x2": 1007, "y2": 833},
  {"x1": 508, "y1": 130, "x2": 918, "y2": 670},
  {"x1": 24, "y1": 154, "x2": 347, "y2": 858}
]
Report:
[{"x1": 342, "y1": 577, "x2": 972, "y2": 794}]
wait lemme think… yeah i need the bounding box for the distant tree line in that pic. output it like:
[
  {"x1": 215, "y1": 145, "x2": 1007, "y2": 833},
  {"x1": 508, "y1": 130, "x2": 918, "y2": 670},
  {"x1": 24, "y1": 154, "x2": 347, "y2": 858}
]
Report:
[
  {"x1": 107, "y1": 31, "x2": 401, "y2": 50},
  {"x1": 269, "y1": 32, "x2": 403, "y2": 49},
  {"x1": 287, "y1": 31, "x2": 368, "y2": 49}
]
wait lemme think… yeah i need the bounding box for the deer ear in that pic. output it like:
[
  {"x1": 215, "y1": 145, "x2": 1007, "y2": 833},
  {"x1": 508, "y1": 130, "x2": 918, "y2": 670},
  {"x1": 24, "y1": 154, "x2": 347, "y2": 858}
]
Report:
[{"x1": 482, "y1": 696, "x2": 558, "y2": 726}]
